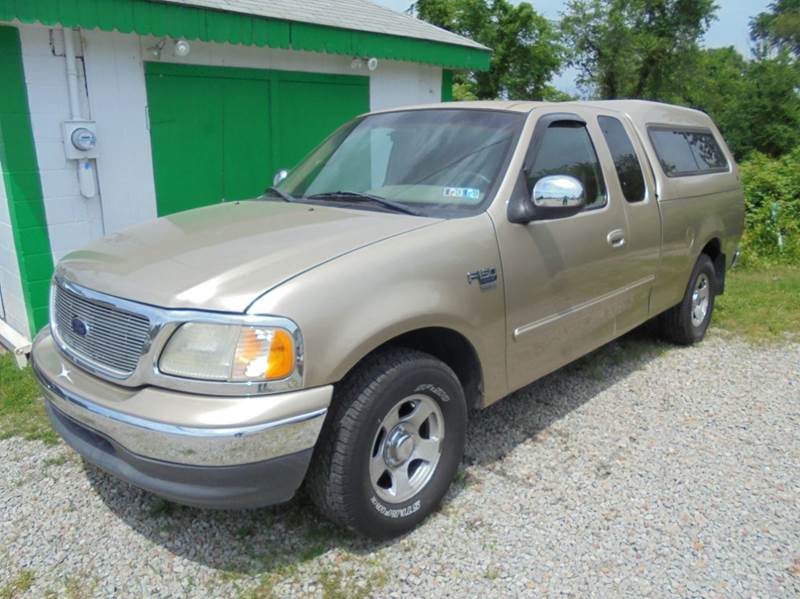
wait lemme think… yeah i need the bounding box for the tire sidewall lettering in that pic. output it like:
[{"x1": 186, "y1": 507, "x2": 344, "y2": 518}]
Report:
[
  {"x1": 414, "y1": 383, "x2": 450, "y2": 403},
  {"x1": 370, "y1": 495, "x2": 422, "y2": 519}
]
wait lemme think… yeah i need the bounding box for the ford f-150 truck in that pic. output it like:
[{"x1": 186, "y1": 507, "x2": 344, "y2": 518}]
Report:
[{"x1": 31, "y1": 100, "x2": 744, "y2": 538}]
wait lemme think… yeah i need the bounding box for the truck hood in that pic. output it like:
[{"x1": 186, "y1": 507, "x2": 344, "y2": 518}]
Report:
[{"x1": 57, "y1": 200, "x2": 438, "y2": 312}]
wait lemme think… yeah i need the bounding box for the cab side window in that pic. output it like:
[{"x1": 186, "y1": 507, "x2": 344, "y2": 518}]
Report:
[
  {"x1": 598, "y1": 116, "x2": 646, "y2": 203},
  {"x1": 527, "y1": 122, "x2": 607, "y2": 209}
]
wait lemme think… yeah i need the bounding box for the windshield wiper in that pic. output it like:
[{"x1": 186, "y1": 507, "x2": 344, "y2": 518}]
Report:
[
  {"x1": 305, "y1": 191, "x2": 420, "y2": 216},
  {"x1": 262, "y1": 186, "x2": 297, "y2": 203}
]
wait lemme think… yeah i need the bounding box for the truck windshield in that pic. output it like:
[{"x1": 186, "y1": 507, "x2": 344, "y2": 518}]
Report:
[{"x1": 276, "y1": 109, "x2": 524, "y2": 218}]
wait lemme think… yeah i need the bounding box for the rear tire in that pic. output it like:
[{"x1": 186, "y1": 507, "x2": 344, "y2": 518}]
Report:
[
  {"x1": 659, "y1": 253, "x2": 717, "y2": 345},
  {"x1": 306, "y1": 348, "x2": 467, "y2": 539}
]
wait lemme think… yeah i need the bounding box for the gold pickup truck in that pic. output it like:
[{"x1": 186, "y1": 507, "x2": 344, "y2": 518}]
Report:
[{"x1": 31, "y1": 100, "x2": 744, "y2": 538}]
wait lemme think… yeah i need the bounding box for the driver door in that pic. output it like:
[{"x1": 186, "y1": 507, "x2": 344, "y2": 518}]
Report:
[{"x1": 498, "y1": 111, "x2": 638, "y2": 390}]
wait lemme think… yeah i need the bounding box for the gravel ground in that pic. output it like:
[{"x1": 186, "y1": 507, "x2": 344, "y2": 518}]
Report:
[{"x1": 1, "y1": 330, "x2": 799, "y2": 598}]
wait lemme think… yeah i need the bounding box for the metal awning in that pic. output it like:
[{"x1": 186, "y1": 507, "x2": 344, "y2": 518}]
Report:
[{"x1": 0, "y1": 0, "x2": 491, "y2": 70}]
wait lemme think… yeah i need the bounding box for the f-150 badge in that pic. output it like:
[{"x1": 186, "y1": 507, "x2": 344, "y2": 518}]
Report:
[{"x1": 467, "y1": 267, "x2": 498, "y2": 290}]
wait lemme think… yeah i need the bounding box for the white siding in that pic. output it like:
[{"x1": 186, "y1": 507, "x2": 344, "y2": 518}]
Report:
[
  {"x1": 142, "y1": 34, "x2": 359, "y2": 73},
  {"x1": 18, "y1": 25, "x2": 105, "y2": 264},
  {"x1": 0, "y1": 154, "x2": 31, "y2": 340},
  {"x1": 82, "y1": 30, "x2": 158, "y2": 234},
  {"x1": 370, "y1": 60, "x2": 441, "y2": 111}
]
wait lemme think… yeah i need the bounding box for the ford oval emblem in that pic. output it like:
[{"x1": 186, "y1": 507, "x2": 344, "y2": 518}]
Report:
[{"x1": 71, "y1": 317, "x2": 89, "y2": 337}]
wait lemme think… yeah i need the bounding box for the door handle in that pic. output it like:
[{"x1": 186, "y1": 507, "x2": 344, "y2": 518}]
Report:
[{"x1": 606, "y1": 229, "x2": 626, "y2": 248}]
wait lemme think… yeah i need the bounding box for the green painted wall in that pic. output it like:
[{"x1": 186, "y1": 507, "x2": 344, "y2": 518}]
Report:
[
  {"x1": 145, "y1": 63, "x2": 369, "y2": 216},
  {"x1": 441, "y1": 69, "x2": 454, "y2": 102},
  {"x1": 146, "y1": 67, "x2": 272, "y2": 215},
  {"x1": 0, "y1": 25, "x2": 53, "y2": 337}
]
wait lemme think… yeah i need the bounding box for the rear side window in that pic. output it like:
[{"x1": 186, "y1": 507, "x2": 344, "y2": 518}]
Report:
[
  {"x1": 598, "y1": 116, "x2": 646, "y2": 202},
  {"x1": 527, "y1": 122, "x2": 607, "y2": 209},
  {"x1": 648, "y1": 127, "x2": 728, "y2": 177}
]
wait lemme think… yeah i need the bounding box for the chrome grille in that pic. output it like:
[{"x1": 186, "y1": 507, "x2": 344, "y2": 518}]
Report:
[{"x1": 53, "y1": 282, "x2": 151, "y2": 375}]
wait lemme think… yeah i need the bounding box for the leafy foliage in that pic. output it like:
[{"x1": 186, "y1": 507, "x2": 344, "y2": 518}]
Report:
[
  {"x1": 738, "y1": 147, "x2": 800, "y2": 265},
  {"x1": 751, "y1": 0, "x2": 800, "y2": 57},
  {"x1": 683, "y1": 48, "x2": 800, "y2": 159},
  {"x1": 412, "y1": 0, "x2": 562, "y2": 100},
  {"x1": 558, "y1": 0, "x2": 800, "y2": 159},
  {"x1": 560, "y1": 0, "x2": 717, "y2": 100}
]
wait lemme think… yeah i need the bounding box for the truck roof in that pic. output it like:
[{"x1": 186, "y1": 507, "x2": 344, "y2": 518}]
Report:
[{"x1": 375, "y1": 99, "x2": 713, "y2": 128}]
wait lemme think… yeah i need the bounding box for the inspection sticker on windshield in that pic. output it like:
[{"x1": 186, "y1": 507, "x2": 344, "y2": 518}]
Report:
[{"x1": 443, "y1": 187, "x2": 480, "y2": 200}]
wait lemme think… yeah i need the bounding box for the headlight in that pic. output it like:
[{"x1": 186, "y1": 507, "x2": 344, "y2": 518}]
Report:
[{"x1": 159, "y1": 323, "x2": 297, "y2": 382}]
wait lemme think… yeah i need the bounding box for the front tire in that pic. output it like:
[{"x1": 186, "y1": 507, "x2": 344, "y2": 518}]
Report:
[
  {"x1": 306, "y1": 348, "x2": 467, "y2": 538},
  {"x1": 659, "y1": 253, "x2": 717, "y2": 345}
]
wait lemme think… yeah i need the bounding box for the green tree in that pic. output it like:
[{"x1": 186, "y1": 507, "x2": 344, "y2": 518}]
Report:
[
  {"x1": 680, "y1": 47, "x2": 745, "y2": 147},
  {"x1": 683, "y1": 47, "x2": 800, "y2": 158},
  {"x1": 560, "y1": 0, "x2": 717, "y2": 100},
  {"x1": 751, "y1": 0, "x2": 800, "y2": 57},
  {"x1": 735, "y1": 55, "x2": 800, "y2": 157},
  {"x1": 413, "y1": 0, "x2": 563, "y2": 100}
]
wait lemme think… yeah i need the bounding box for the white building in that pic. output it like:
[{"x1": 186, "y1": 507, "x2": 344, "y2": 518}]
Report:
[{"x1": 0, "y1": 0, "x2": 489, "y2": 356}]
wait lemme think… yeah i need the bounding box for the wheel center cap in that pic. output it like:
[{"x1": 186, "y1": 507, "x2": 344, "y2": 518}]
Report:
[{"x1": 384, "y1": 427, "x2": 414, "y2": 467}]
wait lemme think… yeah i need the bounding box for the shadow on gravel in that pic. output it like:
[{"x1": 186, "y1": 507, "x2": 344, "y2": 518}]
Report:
[
  {"x1": 85, "y1": 323, "x2": 670, "y2": 578},
  {"x1": 85, "y1": 464, "x2": 390, "y2": 580},
  {"x1": 463, "y1": 321, "x2": 668, "y2": 468}
]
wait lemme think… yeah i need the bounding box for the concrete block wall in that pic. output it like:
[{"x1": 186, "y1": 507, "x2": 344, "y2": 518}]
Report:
[
  {"x1": 0, "y1": 155, "x2": 30, "y2": 337},
  {"x1": 82, "y1": 29, "x2": 158, "y2": 235},
  {"x1": 18, "y1": 25, "x2": 106, "y2": 264}
]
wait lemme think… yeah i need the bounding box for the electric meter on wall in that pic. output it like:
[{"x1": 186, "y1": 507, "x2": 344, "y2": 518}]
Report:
[
  {"x1": 71, "y1": 127, "x2": 97, "y2": 152},
  {"x1": 62, "y1": 121, "x2": 98, "y2": 159}
]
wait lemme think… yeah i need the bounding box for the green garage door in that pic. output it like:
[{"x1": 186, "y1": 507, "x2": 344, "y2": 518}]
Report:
[{"x1": 145, "y1": 63, "x2": 369, "y2": 216}]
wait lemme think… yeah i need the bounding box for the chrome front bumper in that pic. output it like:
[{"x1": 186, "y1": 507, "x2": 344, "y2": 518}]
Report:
[{"x1": 32, "y1": 331, "x2": 332, "y2": 468}]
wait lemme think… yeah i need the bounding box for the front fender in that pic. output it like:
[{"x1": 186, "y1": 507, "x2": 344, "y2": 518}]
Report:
[{"x1": 248, "y1": 214, "x2": 509, "y2": 403}]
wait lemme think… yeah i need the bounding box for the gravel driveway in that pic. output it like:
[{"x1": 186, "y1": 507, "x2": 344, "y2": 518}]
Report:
[{"x1": 2, "y1": 330, "x2": 799, "y2": 598}]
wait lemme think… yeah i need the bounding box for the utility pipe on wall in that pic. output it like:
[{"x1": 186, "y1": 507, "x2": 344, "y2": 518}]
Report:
[
  {"x1": 62, "y1": 27, "x2": 97, "y2": 199},
  {"x1": 63, "y1": 27, "x2": 81, "y2": 121}
]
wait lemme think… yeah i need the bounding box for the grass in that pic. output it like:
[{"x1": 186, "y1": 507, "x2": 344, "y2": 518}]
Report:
[
  {"x1": 714, "y1": 267, "x2": 800, "y2": 340},
  {"x1": 317, "y1": 558, "x2": 388, "y2": 599},
  {"x1": 0, "y1": 570, "x2": 34, "y2": 599},
  {"x1": 0, "y1": 352, "x2": 58, "y2": 444},
  {"x1": 42, "y1": 455, "x2": 66, "y2": 468}
]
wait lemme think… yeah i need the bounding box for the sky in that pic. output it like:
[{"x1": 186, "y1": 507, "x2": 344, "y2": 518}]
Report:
[{"x1": 373, "y1": 0, "x2": 772, "y2": 93}]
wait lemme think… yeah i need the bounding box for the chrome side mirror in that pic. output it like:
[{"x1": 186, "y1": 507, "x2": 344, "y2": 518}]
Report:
[
  {"x1": 532, "y1": 175, "x2": 585, "y2": 209},
  {"x1": 272, "y1": 169, "x2": 289, "y2": 186},
  {"x1": 522, "y1": 174, "x2": 586, "y2": 220}
]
